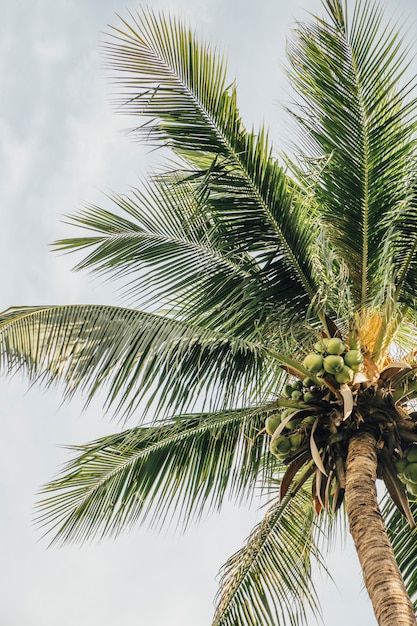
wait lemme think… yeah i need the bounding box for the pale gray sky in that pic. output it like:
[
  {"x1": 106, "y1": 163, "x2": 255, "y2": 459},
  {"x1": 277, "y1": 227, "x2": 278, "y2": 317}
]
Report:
[{"x1": 1, "y1": 0, "x2": 416, "y2": 624}]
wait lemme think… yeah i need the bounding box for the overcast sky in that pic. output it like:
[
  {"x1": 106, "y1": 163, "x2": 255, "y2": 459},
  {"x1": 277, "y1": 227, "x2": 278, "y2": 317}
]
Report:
[{"x1": 1, "y1": 1, "x2": 417, "y2": 625}]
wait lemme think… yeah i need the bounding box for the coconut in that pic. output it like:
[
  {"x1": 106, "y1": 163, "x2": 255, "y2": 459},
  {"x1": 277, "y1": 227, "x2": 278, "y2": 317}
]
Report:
[
  {"x1": 284, "y1": 384, "x2": 294, "y2": 398},
  {"x1": 301, "y1": 415, "x2": 316, "y2": 426},
  {"x1": 343, "y1": 350, "x2": 363, "y2": 367},
  {"x1": 286, "y1": 417, "x2": 302, "y2": 430},
  {"x1": 407, "y1": 446, "x2": 417, "y2": 463},
  {"x1": 314, "y1": 338, "x2": 330, "y2": 353},
  {"x1": 303, "y1": 391, "x2": 315, "y2": 403},
  {"x1": 304, "y1": 353, "x2": 323, "y2": 373},
  {"x1": 303, "y1": 377, "x2": 315, "y2": 388},
  {"x1": 291, "y1": 390, "x2": 303, "y2": 401},
  {"x1": 404, "y1": 462, "x2": 417, "y2": 484},
  {"x1": 407, "y1": 481, "x2": 417, "y2": 496},
  {"x1": 326, "y1": 338, "x2": 345, "y2": 355},
  {"x1": 334, "y1": 365, "x2": 353, "y2": 384},
  {"x1": 323, "y1": 354, "x2": 344, "y2": 374},
  {"x1": 270, "y1": 436, "x2": 291, "y2": 457},
  {"x1": 395, "y1": 458, "x2": 409, "y2": 474},
  {"x1": 289, "y1": 433, "x2": 302, "y2": 450},
  {"x1": 265, "y1": 415, "x2": 281, "y2": 436}
]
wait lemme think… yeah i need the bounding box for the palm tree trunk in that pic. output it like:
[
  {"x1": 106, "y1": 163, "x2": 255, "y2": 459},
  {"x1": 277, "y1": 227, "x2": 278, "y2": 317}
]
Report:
[{"x1": 345, "y1": 429, "x2": 416, "y2": 626}]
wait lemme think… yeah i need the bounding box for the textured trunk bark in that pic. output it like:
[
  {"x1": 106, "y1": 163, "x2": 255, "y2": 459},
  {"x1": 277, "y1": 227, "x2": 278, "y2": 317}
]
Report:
[{"x1": 345, "y1": 430, "x2": 416, "y2": 626}]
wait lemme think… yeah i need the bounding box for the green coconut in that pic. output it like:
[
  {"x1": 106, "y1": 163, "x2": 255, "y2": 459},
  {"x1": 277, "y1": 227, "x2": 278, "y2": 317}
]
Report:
[
  {"x1": 270, "y1": 436, "x2": 291, "y2": 457},
  {"x1": 303, "y1": 377, "x2": 315, "y2": 388},
  {"x1": 265, "y1": 415, "x2": 281, "y2": 436},
  {"x1": 302, "y1": 415, "x2": 316, "y2": 426},
  {"x1": 343, "y1": 349, "x2": 363, "y2": 367},
  {"x1": 293, "y1": 379, "x2": 304, "y2": 391},
  {"x1": 286, "y1": 417, "x2": 302, "y2": 430},
  {"x1": 323, "y1": 354, "x2": 344, "y2": 374},
  {"x1": 282, "y1": 408, "x2": 296, "y2": 419},
  {"x1": 326, "y1": 337, "x2": 346, "y2": 355},
  {"x1": 291, "y1": 390, "x2": 303, "y2": 401},
  {"x1": 314, "y1": 338, "x2": 330, "y2": 353},
  {"x1": 334, "y1": 365, "x2": 353, "y2": 384},
  {"x1": 403, "y1": 462, "x2": 417, "y2": 484},
  {"x1": 304, "y1": 353, "x2": 324, "y2": 373},
  {"x1": 289, "y1": 432, "x2": 302, "y2": 450},
  {"x1": 284, "y1": 384, "x2": 294, "y2": 398},
  {"x1": 406, "y1": 481, "x2": 417, "y2": 496},
  {"x1": 407, "y1": 446, "x2": 417, "y2": 463},
  {"x1": 303, "y1": 391, "x2": 315, "y2": 403},
  {"x1": 395, "y1": 458, "x2": 409, "y2": 474}
]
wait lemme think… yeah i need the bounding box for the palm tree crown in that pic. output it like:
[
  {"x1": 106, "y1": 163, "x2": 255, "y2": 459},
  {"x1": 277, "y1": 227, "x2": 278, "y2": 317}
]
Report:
[{"x1": 2, "y1": 0, "x2": 417, "y2": 624}]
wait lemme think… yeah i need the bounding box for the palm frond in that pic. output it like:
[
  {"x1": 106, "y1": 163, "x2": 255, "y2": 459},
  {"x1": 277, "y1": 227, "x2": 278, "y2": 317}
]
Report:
[
  {"x1": 213, "y1": 487, "x2": 323, "y2": 626},
  {"x1": 36, "y1": 406, "x2": 278, "y2": 544},
  {"x1": 394, "y1": 310, "x2": 417, "y2": 359},
  {"x1": 286, "y1": 0, "x2": 417, "y2": 309},
  {"x1": 0, "y1": 305, "x2": 277, "y2": 417},
  {"x1": 386, "y1": 182, "x2": 417, "y2": 307},
  {"x1": 382, "y1": 494, "x2": 417, "y2": 608},
  {"x1": 56, "y1": 178, "x2": 256, "y2": 312},
  {"x1": 55, "y1": 176, "x2": 313, "y2": 338},
  {"x1": 101, "y1": 9, "x2": 322, "y2": 320}
]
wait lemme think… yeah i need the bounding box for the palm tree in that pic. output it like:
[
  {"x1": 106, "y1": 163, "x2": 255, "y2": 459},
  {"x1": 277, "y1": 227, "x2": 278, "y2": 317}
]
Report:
[{"x1": 2, "y1": 0, "x2": 417, "y2": 623}]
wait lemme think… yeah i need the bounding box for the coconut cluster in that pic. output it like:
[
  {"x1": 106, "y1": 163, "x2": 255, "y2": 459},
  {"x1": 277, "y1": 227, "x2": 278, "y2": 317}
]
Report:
[
  {"x1": 266, "y1": 378, "x2": 317, "y2": 460},
  {"x1": 396, "y1": 445, "x2": 417, "y2": 496},
  {"x1": 303, "y1": 337, "x2": 363, "y2": 384},
  {"x1": 263, "y1": 330, "x2": 417, "y2": 522},
  {"x1": 266, "y1": 338, "x2": 364, "y2": 463}
]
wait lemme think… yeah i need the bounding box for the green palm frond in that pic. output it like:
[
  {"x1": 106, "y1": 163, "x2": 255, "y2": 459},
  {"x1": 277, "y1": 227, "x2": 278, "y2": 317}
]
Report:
[
  {"x1": 55, "y1": 176, "x2": 313, "y2": 338},
  {"x1": 213, "y1": 487, "x2": 323, "y2": 626},
  {"x1": 286, "y1": 0, "x2": 417, "y2": 309},
  {"x1": 383, "y1": 495, "x2": 417, "y2": 607},
  {"x1": 36, "y1": 406, "x2": 278, "y2": 544},
  {"x1": 99, "y1": 9, "x2": 322, "y2": 321},
  {"x1": 57, "y1": 178, "x2": 256, "y2": 312},
  {"x1": 0, "y1": 305, "x2": 277, "y2": 417},
  {"x1": 388, "y1": 184, "x2": 417, "y2": 307}
]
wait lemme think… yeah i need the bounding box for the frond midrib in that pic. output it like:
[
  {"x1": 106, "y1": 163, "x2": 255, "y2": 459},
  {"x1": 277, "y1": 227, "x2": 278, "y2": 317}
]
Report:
[{"x1": 340, "y1": 25, "x2": 370, "y2": 308}]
